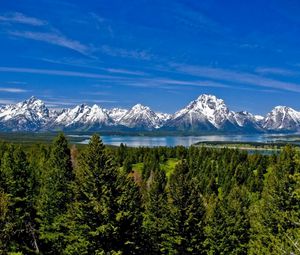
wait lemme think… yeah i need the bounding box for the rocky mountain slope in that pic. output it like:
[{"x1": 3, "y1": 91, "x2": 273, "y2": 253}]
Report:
[{"x1": 0, "y1": 95, "x2": 299, "y2": 133}]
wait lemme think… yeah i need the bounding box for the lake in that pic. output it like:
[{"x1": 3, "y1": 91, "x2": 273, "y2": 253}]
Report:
[{"x1": 68, "y1": 134, "x2": 296, "y2": 147}]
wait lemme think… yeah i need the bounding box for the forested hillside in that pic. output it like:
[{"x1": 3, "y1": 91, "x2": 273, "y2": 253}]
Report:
[{"x1": 0, "y1": 134, "x2": 299, "y2": 254}]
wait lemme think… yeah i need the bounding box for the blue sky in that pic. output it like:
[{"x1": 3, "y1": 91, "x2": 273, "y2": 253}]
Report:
[{"x1": 1, "y1": 0, "x2": 300, "y2": 114}]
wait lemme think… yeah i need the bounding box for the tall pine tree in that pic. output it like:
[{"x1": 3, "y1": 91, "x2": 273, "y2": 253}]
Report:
[
  {"x1": 168, "y1": 160, "x2": 206, "y2": 254},
  {"x1": 0, "y1": 145, "x2": 38, "y2": 254},
  {"x1": 143, "y1": 167, "x2": 171, "y2": 254},
  {"x1": 249, "y1": 146, "x2": 300, "y2": 254},
  {"x1": 37, "y1": 134, "x2": 73, "y2": 254},
  {"x1": 64, "y1": 134, "x2": 143, "y2": 254}
]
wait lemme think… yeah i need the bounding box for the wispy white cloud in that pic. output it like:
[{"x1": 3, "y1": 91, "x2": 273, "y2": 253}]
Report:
[
  {"x1": 100, "y1": 45, "x2": 152, "y2": 60},
  {"x1": 0, "y1": 12, "x2": 46, "y2": 26},
  {"x1": 0, "y1": 87, "x2": 28, "y2": 93},
  {"x1": 0, "y1": 67, "x2": 117, "y2": 79},
  {"x1": 255, "y1": 67, "x2": 299, "y2": 76},
  {"x1": 107, "y1": 77, "x2": 230, "y2": 89},
  {"x1": 6, "y1": 81, "x2": 27, "y2": 85},
  {"x1": 89, "y1": 12, "x2": 114, "y2": 37},
  {"x1": 0, "y1": 99, "x2": 17, "y2": 105},
  {"x1": 45, "y1": 98, "x2": 117, "y2": 108},
  {"x1": 33, "y1": 57, "x2": 147, "y2": 76},
  {"x1": 172, "y1": 2, "x2": 223, "y2": 35},
  {"x1": 89, "y1": 99, "x2": 117, "y2": 104},
  {"x1": 0, "y1": 66, "x2": 276, "y2": 93},
  {"x1": 1, "y1": 11, "x2": 92, "y2": 56},
  {"x1": 81, "y1": 91, "x2": 110, "y2": 96},
  {"x1": 10, "y1": 31, "x2": 90, "y2": 55},
  {"x1": 103, "y1": 68, "x2": 146, "y2": 76},
  {"x1": 172, "y1": 64, "x2": 300, "y2": 93}
]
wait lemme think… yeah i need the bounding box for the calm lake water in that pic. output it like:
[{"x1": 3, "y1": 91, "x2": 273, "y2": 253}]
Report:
[{"x1": 68, "y1": 134, "x2": 295, "y2": 147}]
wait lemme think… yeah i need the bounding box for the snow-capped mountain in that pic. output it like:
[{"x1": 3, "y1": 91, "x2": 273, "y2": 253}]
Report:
[
  {"x1": 106, "y1": 108, "x2": 128, "y2": 122},
  {"x1": 53, "y1": 104, "x2": 112, "y2": 130},
  {"x1": 118, "y1": 104, "x2": 161, "y2": 129},
  {"x1": 156, "y1": 112, "x2": 172, "y2": 123},
  {"x1": 263, "y1": 106, "x2": 300, "y2": 131},
  {"x1": 0, "y1": 96, "x2": 53, "y2": 131},
  {"x1": 1, "y1": 95, "x2": 300, "y2": 133},
  {"x1": 232, "y1": 111, "x2": 263, "y2": 132},
  {"x1": 165, "y1": 94, "x2": 238, "y2": 131}
]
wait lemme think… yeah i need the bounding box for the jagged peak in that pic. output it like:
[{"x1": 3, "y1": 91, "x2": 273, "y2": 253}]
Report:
[
  {"x1": 73, "y1": 103, "x2": 89, "y2": 110},
  {"x1": 196, "y1": 94, "x2": 219, "y2": 101},
  {"x1": 189, "y1": 94, "x2": 227, "y2": 109},
  {"x1": 180, "y1": 94, "x2": 228, "y2": 119},
  {"x1": 23, "y1": 96, "x2": 44, "y2": 106},
  {"x1": 272, "y1": 105, "x2": 294, "y2": 111},
  {"x1": 131, "y1": 103, "x2": 151, "y2": 111},
  {"x1": 91, "y1": 104, "x2": 102, "y2": 110},
  {"x1": 1, "y1": 95, "x2": 300, "y2": 132},
  {"x1": 236, "y1": 111, "x2": 254, "y2": 116}
]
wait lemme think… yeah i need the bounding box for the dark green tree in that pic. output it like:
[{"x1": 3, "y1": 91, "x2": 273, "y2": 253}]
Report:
[
  {"x1": 204, "y1": 185, "x2": 251, "y2": 255},
  {"x1": 168, "y1": 160, "x2": 206, "y2": 254},
  {"x1": 0, "y1": 145, "x2": 38, "y2": 254},
  {"x1": 37, "y1": 134, "x2": 73, "y2": 254},
  {"x1": 249, "y1": 146, "x2": 300, "y2": 254},
  {"x1": 0, "y1": 189, "x2": 10, "y2": 254},
  {"x1": 64, "y1": 134, "x2": 143, "y2": 254},
  {"x1": 143, "y1": 168, "x2": 171, "y2": 254}
]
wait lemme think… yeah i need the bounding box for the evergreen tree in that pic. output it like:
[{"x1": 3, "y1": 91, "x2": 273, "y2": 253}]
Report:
[
  {"x1": 0, "y1": 189, "x2": 10, "y2": 254},
  {"x1": 123, "y1": 156, "x2": 133, "y2": 174},
  {"x1": 168, "y1": 160, "x2": 206, "y2": 254},
  {"x1": 249, "y1": 147, "x2": 300, "y2": 254},
  {"x1": 0, "y1": 146, "x2": 38, "y2": 254},
  {"x1": 204, "y1": 185, "x2": 250, "y2": 255},
  {"x1": 115, "y1": 171, "x2": 144, "y2": 254},
  {"x1": 143, "y1": 168, "x2": 171, "y2": 254},
  {"x1": 37, "y1": 134, "x2": 73, "y2": 254},
  {"x1": 64, "y1": 134, "x2": 143, "y2": 254}
]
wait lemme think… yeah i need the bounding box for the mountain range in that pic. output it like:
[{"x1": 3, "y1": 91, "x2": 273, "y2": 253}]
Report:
[{"x1": 0, "y1": 94, "x2": 300, "y2": 133}]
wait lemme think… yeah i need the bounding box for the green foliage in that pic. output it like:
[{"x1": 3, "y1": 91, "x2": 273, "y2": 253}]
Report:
[
  {"x1": 204, "y1": 185, "x2": 250, "y2": 254},
  {"x1": 143, "y1": 165, "x2": 171, "y2": 254},
  {"x1": 0, "y1": 135, "x2": 299, "y2": 254},
  {"x1": 248, "y1": 147, "x2": 300, "y2": 254},
  {"x1": 36, "y1": 133, "x2": 74, "y2": 254},
  {"x1": 168, "y1": 160, "x2": 206, "y2": 254},
  {"x1": 0, "y1": 145, "x2": 38, "y2": 254},
  {"x1": 64, "y1": 134, "x2": 143, "y2": 254}
]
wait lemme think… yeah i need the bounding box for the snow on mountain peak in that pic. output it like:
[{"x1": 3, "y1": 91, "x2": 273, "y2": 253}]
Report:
[
  {"x1": 174, "y1": 94, "x2": 231, "y2": 128},
  {"x1": 132, "y1": 103, "x2": 150, "y2": 111},
  {"x1": 1, "y1": 95, "x2": 300, "y2": 132},
  {"x1": 106, "y1": 108, "x2": 128, "y2": 122},
  {"x1": 119, "y1": 103, "x2": 160, "y2": 129},
  {"x1": 54, "y1": 103, "x2": 110, "y2": 127},
  {"x1": 0, "y1": 97, "x2": 50, "y2": 131},
  {"x1": 263, "y1": 105, "x2": 300, "y2": 131}
]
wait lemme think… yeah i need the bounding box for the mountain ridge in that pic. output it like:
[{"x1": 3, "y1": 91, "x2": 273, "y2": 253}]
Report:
[{"x1": 0, "y1": 94, "x2": 300, "y2": 133}]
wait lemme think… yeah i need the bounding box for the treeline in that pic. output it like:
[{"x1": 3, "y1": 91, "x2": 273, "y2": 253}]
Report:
[{"x1": 0, "y1": 134, "x2": 299, "y2": 254}]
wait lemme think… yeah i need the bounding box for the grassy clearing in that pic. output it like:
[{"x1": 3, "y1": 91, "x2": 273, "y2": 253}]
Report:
[
  {"x1": 132, "y1": 162, "x2": 144, "y2": 175},
  {"x1": 132, "y1": 158, "x2": 179, "y2": 178},
  {"x1": 161, "y1": 158, "x2": 179, "y2": 178}
]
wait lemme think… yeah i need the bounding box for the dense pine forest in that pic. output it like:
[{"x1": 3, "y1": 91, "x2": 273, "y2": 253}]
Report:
[{"x1": 0, "y1": 134, "x2": 299, "y2": 255}]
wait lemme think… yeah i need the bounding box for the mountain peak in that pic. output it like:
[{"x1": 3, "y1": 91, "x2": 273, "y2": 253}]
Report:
[
  {"x1": 273, "y1": 105, "x2": 293, "y2": 111},
  {"x1": 91, "y1": 104, "x2": 101, "y2": 110},
  {"x1": 263, "y1": 105, "x2": 300, "y2": 131},
  {"x1": 196, "y1": 94, "x2": 218, "y2": 101},
  {"x1": 1, "y1": 95, "x2": 300, "y2": 133},
  {"x1": 119, "y1": 103, "x2": 160, "y2": 129},
  {"x1": 195, "y1": 94, "x2": 225, "y2": 107},
  {"x1": 24, "y1": 96, "x2": 44, "y2": 106},
  {"x1": 186, "y1": 94, "x2": 229, "y2": 118},
  {"x1": 132, "y1": 103, "x2": 150, "y2": 111}
]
